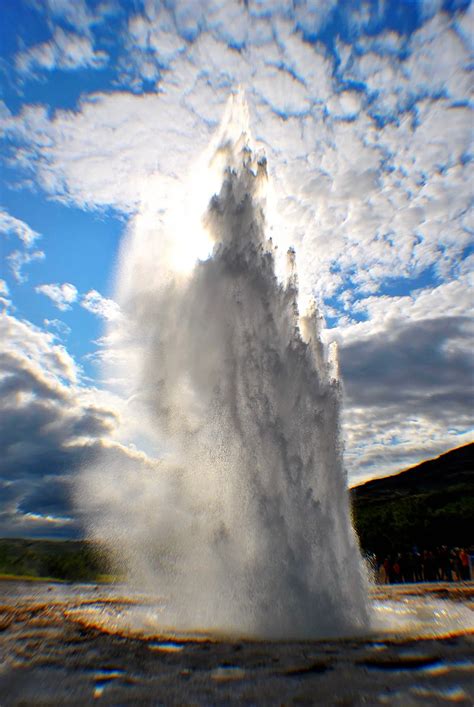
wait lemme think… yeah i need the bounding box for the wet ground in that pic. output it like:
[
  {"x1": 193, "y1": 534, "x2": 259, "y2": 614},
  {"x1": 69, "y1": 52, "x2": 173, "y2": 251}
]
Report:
[{"x1": 0, "y1": 581, "x2": 473, "y2": 705}]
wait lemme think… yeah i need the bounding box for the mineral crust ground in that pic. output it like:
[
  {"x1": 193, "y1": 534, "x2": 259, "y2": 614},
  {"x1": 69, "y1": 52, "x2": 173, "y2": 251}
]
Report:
[{"x1": 0, "y1": 580, "x2": 473, "y2": 705}]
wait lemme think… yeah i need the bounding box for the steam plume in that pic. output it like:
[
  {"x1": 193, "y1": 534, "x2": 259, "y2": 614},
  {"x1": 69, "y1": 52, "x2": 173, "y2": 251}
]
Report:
[{"x1": 78, "y1": 93, "x2": 369, "y2": 639}]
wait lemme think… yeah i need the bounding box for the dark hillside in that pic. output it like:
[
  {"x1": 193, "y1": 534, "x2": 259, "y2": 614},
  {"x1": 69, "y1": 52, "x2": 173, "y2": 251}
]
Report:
[
  {"x1": 0, "y1": 538, "x2": 110, "y2": 581},
  {"x1": 351, "y1": 444, "x2": 474, "y2": 556}
]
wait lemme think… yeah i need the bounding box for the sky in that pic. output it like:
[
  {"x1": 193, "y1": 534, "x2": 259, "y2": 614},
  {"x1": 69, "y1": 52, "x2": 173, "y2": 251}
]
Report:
[{"x1": 0, "y1": 0, "x2": 473, "y2": 539}]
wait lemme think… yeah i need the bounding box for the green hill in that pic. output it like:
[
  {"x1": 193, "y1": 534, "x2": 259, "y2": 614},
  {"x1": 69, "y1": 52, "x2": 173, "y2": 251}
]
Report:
[
  {"x1": 351, "y1": 443, "x2": 474, "y2": 556},
  {"x1": 0, "y1": 538, "x2": 111, "y2": 582}
]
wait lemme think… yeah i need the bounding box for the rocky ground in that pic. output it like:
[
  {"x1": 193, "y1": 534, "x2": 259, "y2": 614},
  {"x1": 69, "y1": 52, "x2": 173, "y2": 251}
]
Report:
[{"x1": 0, "y1": 580, "x2": 473, "y2": 705}]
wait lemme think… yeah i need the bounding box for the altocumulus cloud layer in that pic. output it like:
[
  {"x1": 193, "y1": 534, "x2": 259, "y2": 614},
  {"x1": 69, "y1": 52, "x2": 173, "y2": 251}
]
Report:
[{"x1": 0, "y1": 0, "x2": 473, "y2": 536}]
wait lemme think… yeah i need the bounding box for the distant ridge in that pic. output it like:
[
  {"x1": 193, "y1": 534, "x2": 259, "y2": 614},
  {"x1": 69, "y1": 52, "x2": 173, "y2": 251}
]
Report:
[
  {"x1": 352, "y1": 443, "x2": 473, "y2": 501},
  {"x1": 351, "y1": 444, "x2": 473, "y2": 555}
]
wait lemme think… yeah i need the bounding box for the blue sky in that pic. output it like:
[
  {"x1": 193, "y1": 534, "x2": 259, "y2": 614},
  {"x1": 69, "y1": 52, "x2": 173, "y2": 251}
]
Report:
[{"x1": 0, "y1": 0, "x2": 472, "y2": 538}]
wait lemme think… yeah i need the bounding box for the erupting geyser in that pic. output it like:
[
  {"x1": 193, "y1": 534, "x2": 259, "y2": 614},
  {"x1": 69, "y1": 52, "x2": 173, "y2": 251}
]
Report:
[{"x1": 79, "y1": 94, "x2": 370, "y2": 639}]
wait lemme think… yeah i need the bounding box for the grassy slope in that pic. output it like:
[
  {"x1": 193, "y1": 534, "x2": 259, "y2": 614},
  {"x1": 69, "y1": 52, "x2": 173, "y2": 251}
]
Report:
[
  {"x1": 351, "y1": 443, "x2": 474, "y2": 556},
  {"x1": 0, "y1": 538, "x2": 111, "y2": 582}
]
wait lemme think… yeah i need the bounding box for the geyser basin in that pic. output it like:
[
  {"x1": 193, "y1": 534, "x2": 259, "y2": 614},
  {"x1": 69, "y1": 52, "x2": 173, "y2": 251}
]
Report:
[
  {"x1": 65, "y1": 584, "x2": 474, "y2": 643},
  {"x1": 78, "y1": 95, "x2": 369, "y2": 639},
  {"x1": 2, "y1": 581, "x2": 473, "y2": 705}
]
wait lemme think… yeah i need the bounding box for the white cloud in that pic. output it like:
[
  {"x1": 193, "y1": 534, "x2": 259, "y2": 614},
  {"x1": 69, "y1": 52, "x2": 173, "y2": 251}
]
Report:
[
  {"x1": 5, "y1": 18, "x2": 468, "y2": 308},
  {"x1": 1, "y1": 311, "x2": 79, "y2": 385},
  {"x1": 0, "y1": 91, "x2": 212, "y2": 211},
  {"x1": 455, "y1": 1, "x2": 474, "y2": 49},
  {"x1": 293, "y1": 0, "x2": 338, "y2": 37},
  {"x1": 325, "y1": 274, "x2": 474, "y2": 346},
  {"x1": 81, "y1": 290, "x2": 122, "y2": 321},
  {"x1": 326, "y1": 90, "x2": 362, "y2": 119},
  {"x1": 30, "y1": 0, "x2": 115, "y2": 35},
  {"x1": 0, "y1": 311, "x2": 156, "y2": 536},
  {"x1": 15, "y1": 28, "x2": 108, "y2": 77},
  {"x1": 36, "y1": 283, "x2": 78, "y2": 310},
  {"x1": 407, "y1": 20, "x2": 472, "y2": 103},
  {"x1": 8, "y1": 249, "x2": 45, "y2": 283},
  {"x1": 0, "y1": 208, "x2": 41, "y2": 246},
  {"x1": 252, "y1": 65, "x2": 312, "y2": 116},
  {"x1": 277, "y1": 31, "x2": 333, "y2": 100},
  {"x1": 127, "y1": 12, "x2": 186, "y2": 63},
  {"x1": 342, "y1": 11, "x2": 473, "y2": 117},
  {"x1": 323, "y1": 274, "x2": 474, "y2": 482},
  {"x1": 36, "y1": 284, "x2": 121, "y2": 322},
  {"x1": 0, "y1": 279, "x2": 10, "y2": 311},
  {"x1": 44, "y1": 318, "x2": 72, "y2": 337},
  {"x1": 1, "y1": 208, "x2": 44, "y2": 285}
]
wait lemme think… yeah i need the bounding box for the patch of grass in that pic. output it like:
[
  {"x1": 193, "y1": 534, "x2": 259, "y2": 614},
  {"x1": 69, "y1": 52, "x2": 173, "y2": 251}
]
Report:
[
  {"x1": 351, "y1": 444, "x2": 473, "y2": 556},
  {"x1": 0, "y1": 539, "x2": 113, "y2": 583},
  {"x1": 0, "y1": 572, "x2": 68, "y2": 583}
]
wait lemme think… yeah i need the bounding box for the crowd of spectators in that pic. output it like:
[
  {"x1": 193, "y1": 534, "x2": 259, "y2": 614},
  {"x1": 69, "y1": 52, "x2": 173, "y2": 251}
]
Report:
[{"x1": 373, "y1": 547, "x2": 472, "y2": 584}]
